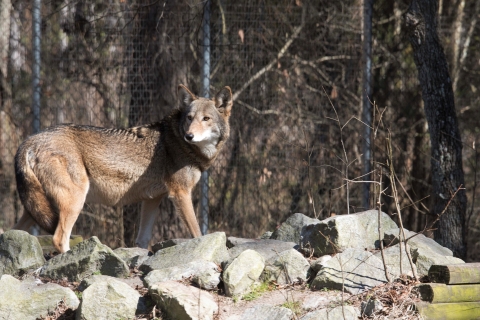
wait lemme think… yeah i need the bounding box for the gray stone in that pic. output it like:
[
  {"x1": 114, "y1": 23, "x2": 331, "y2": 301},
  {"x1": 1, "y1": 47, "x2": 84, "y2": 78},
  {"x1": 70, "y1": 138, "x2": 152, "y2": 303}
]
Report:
[
  {"x1": 151, "y1": 238, "x2": 190, "y2": 253},
  {"x1": 384, "y1": 228, "x2": 453, "y2": 256},
  {"x1": 40, "y1": 236, "x2": 129, "y2": 281},
  {"x1": 0, "y1": 230, "x2": 45, "y2": 277},
  {"x1": 143, "y1": 260, "x2": 220, "y2": 290},
  {"x1": 260, "y1": 231, "x2": 273, "y2": 239},
  {"x1": 311, "y1": 248, "x2": 387, "y2": 294},
  {"x1": 241, "y1": 304, "x2": 293, "y2": 320},
  {"x1": 113, "y1": 247, "x2": 150, "y2": 268},
  {"x1": 361, "y1": 298, "x2": 384, "y2": 317},
  {"x1": 149, "y1": 281, "x2": 218, "y2": 320},
  {"x1": 76, "y1": 277, "x2": 145, "y2": 320},
  {"x1": 77, "y1": 274, "x2": 126, "y2": 291},
  {"x1": 227, "y1": 239, "x2": 298, "y2": 263},
  {"x1": 373, "y1": 244, "x2": 417, "y2": 279},
  {"x1": 227, "y1": 236, "x2": 260, "y2": 248},
  {"x1": 0, "y1": 275, "x2": 79, "y2": 320},
  {"x1": 310, "y1": 255, "x2": 333, "y2": 273},
  {"x1": 223, "y1": 249, "x2": 265, "y2": 297},
  {"x1": 411, "y1": 246, "x2": 464, "y2": 276},
  {"x1": 140, "y1": 232, "x2": 229, "y2": 273},
  {"x1": 270, "y1": 213, "x2": 320, "y2": 243},
  {"x1": 301, "y1": 210, "x2": 398, "y2": 256},
  {"x1": 262, "y1": 249, "x2": 309, "y2": 284},
  {"x1": 300, "y1": 306, "x2": 360, "y2": 320},
  {"x1": 302, "y1": 295, "x2": 330, "y2": 311}
]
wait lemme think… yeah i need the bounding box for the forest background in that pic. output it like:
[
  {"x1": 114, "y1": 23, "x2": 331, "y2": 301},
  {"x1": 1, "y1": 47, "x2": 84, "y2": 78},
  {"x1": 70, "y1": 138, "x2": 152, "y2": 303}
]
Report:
[{"x1": 0, "y1": 0, "x2": 479, "y2": 261}]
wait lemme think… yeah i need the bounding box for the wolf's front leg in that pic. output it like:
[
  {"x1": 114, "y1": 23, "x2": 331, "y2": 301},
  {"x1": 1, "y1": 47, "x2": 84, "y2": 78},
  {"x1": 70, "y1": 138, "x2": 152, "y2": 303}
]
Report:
[
  {"x1": 136, "y1": 197, "x2": 164, "y2": 249},
  {"x1": 169, "y1": 189, "x2": 202, "y2": 238}
]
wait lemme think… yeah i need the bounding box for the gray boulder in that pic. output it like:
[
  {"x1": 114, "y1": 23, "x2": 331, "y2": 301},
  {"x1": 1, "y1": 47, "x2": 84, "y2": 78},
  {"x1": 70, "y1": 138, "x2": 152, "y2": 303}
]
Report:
[
  {"x1": 361, "y1": 298, "x2": 384, "y2": 317},
  {"x1": 76, "y1": 277, "x2": 145, "y2": 320},
  {"x1": 223, "y1": 249, "x2": 265, "y2": 297},
  {"x1": 140, "y1": 232, "x2": 229, "y2": 273},
  {"x1": 300, "y1": 306, "x2": 360, "y2": 320},
  {"x1": 301, "y1": 210, "x2": 397, "y2": 256},
  {"x1": 40, "y1": 236, "x2": 129, "y2": 281},
  {"x1": 311, "y1": 248, "x2": 387, "y2": 294},
  {"x1": 143, "y1": 260, "x2": 221, "y2": 290},
  {"x1": 384, "y1": 228, "x2": 453, "y2": 256},
  {"x1": 411, "y1": 246, "x2": 464, "y2": 276},
  {"x1": 149, "y1": 280, "x2": 218, "y2": 320},
  {"x1": 0, "y1": 230, "x2": 45, "y2": 277},
  {"x1": 227, "y1": 239, "x2": 297, "y2": 263},
  {"x1": 373, "y1": 243, "x2": 417, "y2": 279},
  {"x1": 262, "y1": 249, "x2": 309, "y2": 284},
  {"x1": 270, "y1": 213, "x2": 320, "y2": 243},
  {"x1": 310, "y1": 255, "x2": 333, "y2": 273},
  {"x1": 151, "y1": 238, "x2": 190, "y2": 253},
  {"x1": 113, "y1": 247, "x2": 150, "y2": 268},
  {"x1": 241, "y1": 304, "x2": 293, "y2": 320},
  {"x1": 0, "y1": 275, "x2": 79, "y2": 320}
]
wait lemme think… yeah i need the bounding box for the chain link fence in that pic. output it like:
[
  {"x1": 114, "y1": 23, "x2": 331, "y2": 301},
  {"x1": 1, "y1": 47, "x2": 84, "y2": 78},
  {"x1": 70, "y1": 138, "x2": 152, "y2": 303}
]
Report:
[{"x1": 1, "y1": 0, "x2": 479, "y2": 258}]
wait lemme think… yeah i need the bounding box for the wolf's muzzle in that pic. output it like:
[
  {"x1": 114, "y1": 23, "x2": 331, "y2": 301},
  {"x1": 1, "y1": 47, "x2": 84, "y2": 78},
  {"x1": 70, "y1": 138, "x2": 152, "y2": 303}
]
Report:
[{"x1": 185, "y1": 133, "x2": 194, "y2": 141}]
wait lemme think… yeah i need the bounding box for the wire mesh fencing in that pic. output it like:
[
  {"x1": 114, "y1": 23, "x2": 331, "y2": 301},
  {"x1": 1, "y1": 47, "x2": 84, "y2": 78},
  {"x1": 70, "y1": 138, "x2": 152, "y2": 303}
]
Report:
[{"x1": 1, "y1": 0, "x2": 479, "y2": 256}]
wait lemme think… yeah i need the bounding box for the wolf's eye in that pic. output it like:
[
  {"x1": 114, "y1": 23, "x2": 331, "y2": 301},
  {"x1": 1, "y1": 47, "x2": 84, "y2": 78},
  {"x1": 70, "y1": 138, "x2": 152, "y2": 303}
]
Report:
[
  {"x1": 203, "y1": 117, "x2": 210, "y2": 121},
  {"x1": 187, "y1": 115, "x2": 193, "y2": 120}
]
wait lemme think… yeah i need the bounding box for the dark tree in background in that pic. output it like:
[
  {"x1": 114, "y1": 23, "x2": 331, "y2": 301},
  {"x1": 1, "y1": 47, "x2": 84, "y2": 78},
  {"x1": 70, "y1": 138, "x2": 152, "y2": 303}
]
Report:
[{"x1": 405, "y1": 0, "x2": 467, "y2": 259}]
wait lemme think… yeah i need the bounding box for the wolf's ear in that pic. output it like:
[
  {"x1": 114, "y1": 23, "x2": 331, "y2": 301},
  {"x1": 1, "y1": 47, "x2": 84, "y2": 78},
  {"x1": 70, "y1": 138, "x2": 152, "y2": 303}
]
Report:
[
  {"x1": 178, "y1": 84, "x2": 197, "y2": 109},
  {"x1": 215, "y1": 86, "x2": 233, "y2": 115}
]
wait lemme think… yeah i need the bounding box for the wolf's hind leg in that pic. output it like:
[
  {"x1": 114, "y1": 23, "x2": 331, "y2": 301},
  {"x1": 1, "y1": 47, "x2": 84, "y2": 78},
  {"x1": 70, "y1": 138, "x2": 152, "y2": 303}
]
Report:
[
  {"x1": 42, "y1": 157, "x2": 89, "y2": 253},
  {"x1": 135, "y1": 196, "x2": 164, "y2": 249},
  {"x1": 13, "y1": 212, "x2": 36, "y2": 231}
]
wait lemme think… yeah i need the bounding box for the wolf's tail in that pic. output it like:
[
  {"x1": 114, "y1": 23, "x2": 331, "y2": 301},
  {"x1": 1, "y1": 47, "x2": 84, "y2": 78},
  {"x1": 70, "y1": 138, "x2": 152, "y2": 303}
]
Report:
[{"x1": 15, "y1": 146, "x2": 58, "y2": 234}]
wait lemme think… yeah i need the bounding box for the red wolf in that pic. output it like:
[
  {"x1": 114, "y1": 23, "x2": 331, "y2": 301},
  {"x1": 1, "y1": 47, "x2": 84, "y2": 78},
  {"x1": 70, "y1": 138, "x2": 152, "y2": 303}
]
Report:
[{"x1": 13, "y1": 85, "x2": 233, "y2": 253}]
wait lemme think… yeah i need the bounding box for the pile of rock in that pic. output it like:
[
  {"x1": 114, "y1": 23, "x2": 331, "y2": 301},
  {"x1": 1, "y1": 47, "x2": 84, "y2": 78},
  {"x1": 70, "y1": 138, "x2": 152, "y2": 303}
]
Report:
[{"x1": 0, "y1": 209, "x2": 464, "y2": 319}]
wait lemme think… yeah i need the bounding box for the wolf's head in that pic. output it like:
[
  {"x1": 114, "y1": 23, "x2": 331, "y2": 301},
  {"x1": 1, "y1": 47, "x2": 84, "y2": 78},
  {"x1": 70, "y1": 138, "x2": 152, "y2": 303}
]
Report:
[{"x1": 177, "y1": 85, "x2": 233, "y2": 158}]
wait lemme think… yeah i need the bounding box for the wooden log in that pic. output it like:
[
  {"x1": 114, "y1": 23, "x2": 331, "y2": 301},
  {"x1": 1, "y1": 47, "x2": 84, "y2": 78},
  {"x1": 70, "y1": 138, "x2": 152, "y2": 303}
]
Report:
[
  {"x1": 429, "y1": 263, "x2": 480, "y2": 284},
  {"x1": 417, "y1": 283, "x2": 480, "y2": 303},
  {"x1": 416, "y1": 302, "x2": 480, "y2": 320}
]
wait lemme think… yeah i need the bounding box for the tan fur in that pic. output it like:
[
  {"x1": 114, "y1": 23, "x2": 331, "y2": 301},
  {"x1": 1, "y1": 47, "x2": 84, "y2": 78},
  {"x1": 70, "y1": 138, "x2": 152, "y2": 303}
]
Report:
[{"x1": 13, "y1": 85, "x2": 233, "y2": 252}]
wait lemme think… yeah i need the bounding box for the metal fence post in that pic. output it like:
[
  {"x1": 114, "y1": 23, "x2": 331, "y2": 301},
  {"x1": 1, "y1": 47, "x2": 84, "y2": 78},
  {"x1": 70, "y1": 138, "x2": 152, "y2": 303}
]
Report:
[
  {"x1": 200, "y1": 0, "x2": 211, "y2": 235},
  {"x1": 31, "y1": 0, "x2": 41, "y2": 236},
  {"x1": 362, "y1": 0, "x2": 373, "y2": 209}
]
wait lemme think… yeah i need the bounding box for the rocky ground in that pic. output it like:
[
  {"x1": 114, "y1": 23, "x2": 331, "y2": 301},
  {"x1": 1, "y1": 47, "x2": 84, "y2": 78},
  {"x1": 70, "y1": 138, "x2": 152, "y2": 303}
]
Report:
[{"x1": 0, "y1": 210, "x2": 462, "y2": 320}]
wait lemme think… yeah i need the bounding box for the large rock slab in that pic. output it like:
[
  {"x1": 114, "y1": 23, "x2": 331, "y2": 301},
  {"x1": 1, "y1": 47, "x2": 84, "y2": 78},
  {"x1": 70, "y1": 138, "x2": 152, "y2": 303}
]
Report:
[
  {"x1": 140, "y1": 232, "x2": 229, "y2": 273},
  {"x1": 223, "y1": 249, "x2": 265, "y2": 297},
  {"x1": 311, "y1": 248, "x2": 387, "y2": 294},
  {"x1": 262, "y1": 249, "x2": 309, "y2": 285},
  {"x1": 300, "y1": 306, "x2": 360, "y2": 320},
  {"x1": 411, "y1": 246, "x2": 464, "y2": 276},
  {"x1": 151, "y1": 238, "x2": 190, "y2": 253},
  {"x1": 76, "y1": 277, "x2": 145, "y2": 320},
  {"x1": 301, "y1": 210, "x2": 397, "y2": 256},
  {"x1": 270, "y1": 213, "x2": 320, "y2": 243},
  {"x1": 373, "y1": 244, "x2": 417, "y2": 279},
  {"x1": 149, "y1": 281, "x2": 218, "y2": 320},
  {"x1": 0, "y1": 275, "x2": 79, "y2": 320},
  {"x1": 40, "y1": 236, "x2": 129, "y2": 281},
  {"x1": 143, "y1": 260, "x2": 221, "y2": 290},
  {"x1": 113, "y1": 247, "x2": 150, "y2": 268},
  {"x1": 240, "y1": 304, "x2": 293, "y2": 320},
  {"x1": 384, "y1": 228, "x2": 453, "y2": 256},
  {"x1": 227, "y1": 239, "x2": 297, "y2": 263},
  {"x1": 0, "y1": 230, "x2": 45, "y2": 277}
]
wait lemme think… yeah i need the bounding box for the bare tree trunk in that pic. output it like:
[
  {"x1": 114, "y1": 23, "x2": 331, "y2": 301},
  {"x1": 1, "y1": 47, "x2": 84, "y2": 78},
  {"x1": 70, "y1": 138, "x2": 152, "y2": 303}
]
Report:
[{"x1": 405, "y1": 0, "x2": 467, "y2": 259}]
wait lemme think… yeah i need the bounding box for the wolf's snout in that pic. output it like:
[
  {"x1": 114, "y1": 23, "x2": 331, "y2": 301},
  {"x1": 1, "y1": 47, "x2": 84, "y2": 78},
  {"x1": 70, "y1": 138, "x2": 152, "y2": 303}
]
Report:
[{"x1": 185, "y1": 133, "x2": 194, "y2": 141}]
